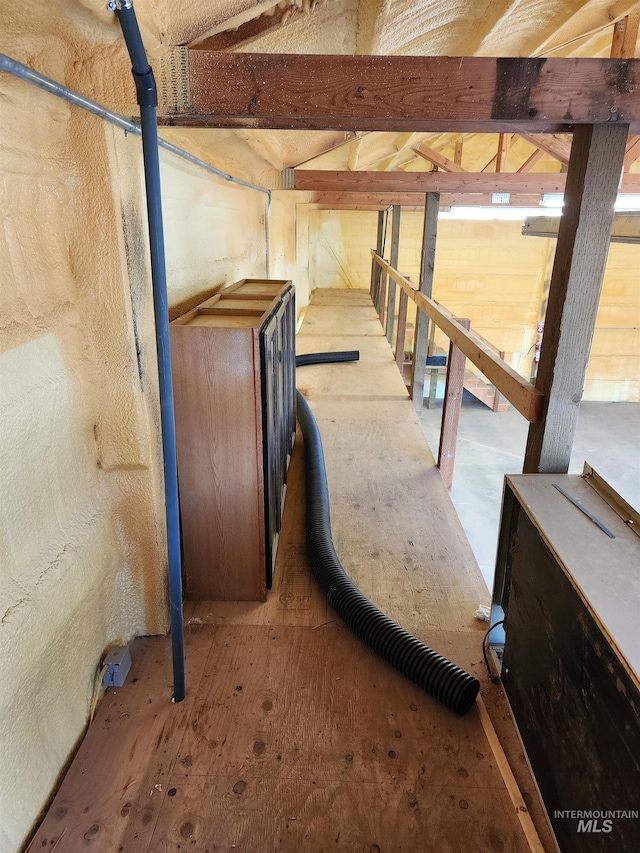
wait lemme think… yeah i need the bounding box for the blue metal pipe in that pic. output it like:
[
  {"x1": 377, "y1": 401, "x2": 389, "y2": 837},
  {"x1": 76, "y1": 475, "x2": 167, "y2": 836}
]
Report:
[{"x1": 114, "y1": 0, "x2": 185, "y2": 702}]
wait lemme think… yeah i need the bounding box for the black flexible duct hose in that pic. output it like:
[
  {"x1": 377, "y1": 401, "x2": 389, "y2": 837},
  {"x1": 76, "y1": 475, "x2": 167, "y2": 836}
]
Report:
[
  {"x1": 296, "y1": 353, "x2": 479, "y2": 716},
  {"x1": 296, "y1": 351, "x2": 360, "y2": 368}
]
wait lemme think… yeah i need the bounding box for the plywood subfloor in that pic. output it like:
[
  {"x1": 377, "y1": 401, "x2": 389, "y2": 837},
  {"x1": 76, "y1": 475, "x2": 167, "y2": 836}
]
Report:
[{"x1": 31, "y1": 289, "x2": 557, "y2": 852}]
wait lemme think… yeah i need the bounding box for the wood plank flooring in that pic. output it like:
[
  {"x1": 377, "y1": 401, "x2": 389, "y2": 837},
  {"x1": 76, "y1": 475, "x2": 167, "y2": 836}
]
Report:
[{"x1": 31, "y1": 289, "x2": 557, "y2": 853}]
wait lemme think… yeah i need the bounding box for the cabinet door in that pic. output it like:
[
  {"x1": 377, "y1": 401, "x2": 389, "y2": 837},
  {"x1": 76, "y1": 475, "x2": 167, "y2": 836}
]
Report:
[
  {"x1": 282, "y1": 288, "x2": 296, "y2": 458},
  {"x1": 260, "y1": 313, "x2": 279, "y2": 588}
]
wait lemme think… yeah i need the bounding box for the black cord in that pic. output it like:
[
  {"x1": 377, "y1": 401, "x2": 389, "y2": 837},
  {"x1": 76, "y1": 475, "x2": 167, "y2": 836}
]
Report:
[{"x1": 482, "y1": 619, "x2": 505, "y2": 684}]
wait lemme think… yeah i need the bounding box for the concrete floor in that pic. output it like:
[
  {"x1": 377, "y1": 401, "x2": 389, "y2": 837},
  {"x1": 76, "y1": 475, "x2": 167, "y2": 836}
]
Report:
[{"x1": 419, "y1": 388, "x2": 640, "y2": 593}]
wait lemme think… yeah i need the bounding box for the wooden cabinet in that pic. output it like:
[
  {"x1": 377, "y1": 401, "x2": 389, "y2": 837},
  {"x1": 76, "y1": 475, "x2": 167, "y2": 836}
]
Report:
[
  {"x1": 492, "y1": 474, "x2": 640, "y2": 853},
  {"x1": 170, "y1": 279, "x2": 295, "y2": 601}
]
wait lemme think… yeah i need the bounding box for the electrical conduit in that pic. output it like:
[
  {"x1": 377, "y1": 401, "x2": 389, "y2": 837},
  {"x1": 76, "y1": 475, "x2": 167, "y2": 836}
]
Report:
[{"x1": 112, "y1": 0, "x2": 185, "y2": 701}]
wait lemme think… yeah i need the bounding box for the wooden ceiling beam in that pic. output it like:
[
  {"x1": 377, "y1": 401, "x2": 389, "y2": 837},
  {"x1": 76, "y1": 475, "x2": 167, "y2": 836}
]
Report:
[
  {"x1": 414, "y1": 143, "x2": 465, "y2": 172},
  {"x1": 293, "y1": 170, "x2": 640, "y2": 194},
  {"x1": 161, "y1": 54, "x2": 640, "y2": 133},
  {"x1": 308, "y1": 192, "x2": 549, "y2": 208}
]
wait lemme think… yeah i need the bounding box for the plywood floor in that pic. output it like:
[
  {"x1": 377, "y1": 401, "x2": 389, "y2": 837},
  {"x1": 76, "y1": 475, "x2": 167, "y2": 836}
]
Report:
[{"x1": 31, "y1": 289, "x2": 557, "y2": 853}]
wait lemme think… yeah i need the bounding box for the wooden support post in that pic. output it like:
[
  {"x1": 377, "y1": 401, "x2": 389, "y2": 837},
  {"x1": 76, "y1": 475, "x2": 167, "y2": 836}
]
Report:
[
  {"x1": 524, "y1": 123, "x2": 629, "y2": 473},
  {"x1": 385, "y1": 205, "x2": 401, "y2": 346},
  {"x1": 410, "y1": 192, "x2": 439, "y2": 412},
  {"x1": 493, "y1": 351, "x2": 506, "y2": 411},
  {"x1": 438, "y1": 319, "x2": 470, "y2": 490},
  {"x1": 378, "y1": 268, "x2": 388, "y2": 330},
  {"x1": 374, "y1": 209, "x2": 385, "y2": 304},
  {"x1": 369, "y1": 252, "x2": 377, "y2": 301},
  {"x1": 395, "y1": 288, "x2": 408, "y2": 373}
]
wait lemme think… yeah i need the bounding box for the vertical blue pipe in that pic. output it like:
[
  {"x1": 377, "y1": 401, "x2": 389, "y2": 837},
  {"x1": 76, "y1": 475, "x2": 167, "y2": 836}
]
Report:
[{"x1": 114, "y1": 1, "x2": 185, "y2": 702}]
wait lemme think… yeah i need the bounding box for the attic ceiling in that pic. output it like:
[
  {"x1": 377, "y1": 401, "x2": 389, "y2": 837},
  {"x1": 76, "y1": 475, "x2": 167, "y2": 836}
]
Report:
[{"x1": 143, "y1": 0, "x2": 640, "y2": 191}]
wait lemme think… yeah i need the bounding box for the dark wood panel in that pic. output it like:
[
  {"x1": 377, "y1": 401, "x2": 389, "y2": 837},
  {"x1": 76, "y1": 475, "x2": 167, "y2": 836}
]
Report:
[{"x1": 502, "y1": 508, "x2": 640, "y2": 853}]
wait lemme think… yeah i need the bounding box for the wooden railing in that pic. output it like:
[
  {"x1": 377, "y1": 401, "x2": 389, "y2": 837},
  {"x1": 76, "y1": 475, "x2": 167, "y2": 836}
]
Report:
[
  {"x1": 370, "y1": 250, "x2": 545, "y2": 488},
  {"x1": 371, "y1": 251, "x2": 543, "y2": 422}
]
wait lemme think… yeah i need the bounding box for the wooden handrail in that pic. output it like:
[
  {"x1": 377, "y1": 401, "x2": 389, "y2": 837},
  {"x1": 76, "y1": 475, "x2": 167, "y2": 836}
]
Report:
[{"x1": 371, "y1": 251, "x2": 544, "y2": 422}]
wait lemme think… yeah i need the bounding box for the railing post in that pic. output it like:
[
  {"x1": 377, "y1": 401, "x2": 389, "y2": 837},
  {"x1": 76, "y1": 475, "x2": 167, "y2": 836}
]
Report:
[
  {"x1": 411, "y1": 192, "x2": 439, "y2": 412},
  {"x1": 378, "y1": 267, "x2": 388, "y2": 330},
  {"x1": 369, "y1": 252, "x2": 377, "y2": 301},
  {"x1": 438, "y1": 318, "x2": 470, "y2": 490},
  {"x1": 493, "y1": 351, "x2": 505, "y2": 411},
  {"x1": 385, "y1": 205, "x2": 401, "y2": 346},
  {"x1": 395, "y1": 288, "x2": 408, "y2": 374}
]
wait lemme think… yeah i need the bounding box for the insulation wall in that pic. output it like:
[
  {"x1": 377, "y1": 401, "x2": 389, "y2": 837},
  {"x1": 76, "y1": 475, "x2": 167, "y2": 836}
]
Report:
[
  {"x1": 307, "y1": 208, "x2": 640, "y2": 401},
  {"x1": 0, "y1": 4, "x2": 288, "y2": 850}
]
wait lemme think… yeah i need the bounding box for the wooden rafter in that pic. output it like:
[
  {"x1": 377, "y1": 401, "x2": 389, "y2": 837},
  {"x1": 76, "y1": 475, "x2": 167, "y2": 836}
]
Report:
[
  {"x1": 454, "y1": 138, "x2": 464, "y2": 167},
  {"x1": 162, "y1": 54, "x2": 640, "y2": 133},
  {"x1": 188, "y1": 7, "x2": 301, "y2": 51},
  {"x1": 293, "y1": 170, "x2": 640, "y2": 194},
  {"x1": 372, "y1": 252, "x2": 544, "y2": 423},
  {"x1": 610, "y1": 11, "x2": 640, "y2": 59},
  {"x1": 517, "y1": 149, "x2": 546, "y2": 173},
  {"x1": 496, "y1": 133, "x2": 511, "y2": 172},
  {"x1": 624, "y1": 136, "x2": 640, "y2": 170},
  {"x1": 480, "y1": 135, "x2": 516, "y2": 172},
  {"x1": 414, "y1": 143, "x2": 465, "y2": 172},
  {"x1": 518, "y1": 133, "x2": 571, "y2": 165}
]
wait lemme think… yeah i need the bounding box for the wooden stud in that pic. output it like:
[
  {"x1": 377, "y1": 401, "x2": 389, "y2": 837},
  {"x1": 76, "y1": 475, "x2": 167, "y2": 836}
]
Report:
[
  {"x1": 454, "y1": 138, "x2": 464, "y2": 167},
  {"x1": 369, "y1": 253, "x2": 377, "y2": 300},
  {"x1": 624, "y1": 135, "x2": 640, "y2": 170},
  {"x1": 410, "y1": 192, "x2": 439, "y2": 413},
  {"x1": 373, "y1": 252, "x2": 544, "y2": 422},
  {"x1": 496, "y1": 133, "x2": 511, "y2": 172},
  {"x1": 610, "y1": 11, "x2": 640, "y2": 59},
  {"x1": 378, "y1": 268, "x2": 388, "y2": 330},
  {"x1": 174, "y1": 54, "x2": 640, "y2": 133},
  {"x1": 395, "y1": 288, "x2": 409, "y2": 373},
  {"x1": 385, "y1": 205, "x2": 401, "y2": 346},
  {"x1": 374, "y1": 209, "x2": 385, "y2": 305},
  {"x1": 518, "y1": 133, "x2": 571, "y2": 166},
  {"x1": 524, "y1": 123, "x2": 630, "y2": 473},
  {"x1": 517, "y1": 149, "x2": 546, "y2": 173},
  {"x1": 438, "y1": 319, "x2": 470, "y2": 490},
  {"x1": 414, "y1": 143, "x2": 466, "y2": 172},
  {"x1": 188, "y1": 5, "x2": 304, "y2": 51}
]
